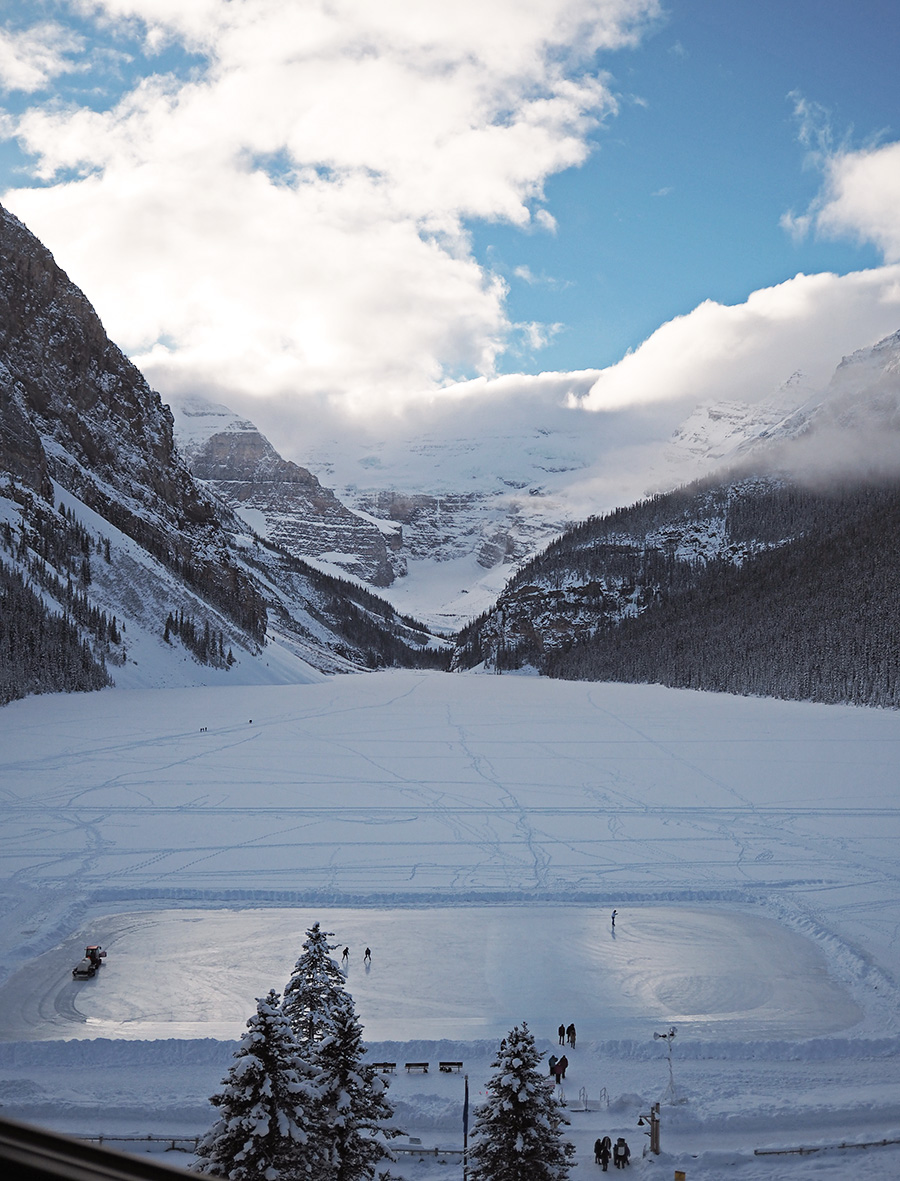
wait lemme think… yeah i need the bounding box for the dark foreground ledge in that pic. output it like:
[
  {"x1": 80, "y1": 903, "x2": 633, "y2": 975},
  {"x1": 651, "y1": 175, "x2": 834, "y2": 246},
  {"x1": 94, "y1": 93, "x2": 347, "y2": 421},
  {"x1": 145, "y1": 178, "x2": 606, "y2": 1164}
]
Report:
[{"x1": 0, "y1": 1115, "x2": 194, "y2": 1181}]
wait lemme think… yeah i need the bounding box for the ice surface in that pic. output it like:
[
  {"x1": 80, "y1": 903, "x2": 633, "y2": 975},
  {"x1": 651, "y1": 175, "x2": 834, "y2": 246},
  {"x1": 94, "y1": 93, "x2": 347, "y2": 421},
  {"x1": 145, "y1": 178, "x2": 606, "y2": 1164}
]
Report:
[{"x1": 0, "y1": 905, "x2": 861, "y2": 1042}]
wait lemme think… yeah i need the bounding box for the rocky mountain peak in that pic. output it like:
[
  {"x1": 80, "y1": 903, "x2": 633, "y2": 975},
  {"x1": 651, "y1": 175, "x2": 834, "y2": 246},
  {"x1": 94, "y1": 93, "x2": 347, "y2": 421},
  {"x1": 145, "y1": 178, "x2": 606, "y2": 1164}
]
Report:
[
  {"x1": 0, "y1": 203, "x2": 214, "y2": 529},
  {"x1": 169, "y1": 393, "x2": 400, "y2": 587}
]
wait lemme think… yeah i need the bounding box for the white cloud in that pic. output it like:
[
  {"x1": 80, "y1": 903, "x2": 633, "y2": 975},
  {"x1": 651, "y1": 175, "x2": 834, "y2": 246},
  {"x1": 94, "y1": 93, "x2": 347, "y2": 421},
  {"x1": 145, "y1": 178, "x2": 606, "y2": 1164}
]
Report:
[
  {"x1": 574, "y1": 267, "x2": 900, "y2": 413},
  {"x1": 815, "y1": 140, "x2": 900, "y2": 263},
  {"x1": 2, "y1": 0, "x2": 660, "y2": 410},
  {"x1": 0, "y1": 23, "x2": 83, "y2": 92},
  {"x1": 783, "y1": 97, "x2": 900, "y2": 263}
]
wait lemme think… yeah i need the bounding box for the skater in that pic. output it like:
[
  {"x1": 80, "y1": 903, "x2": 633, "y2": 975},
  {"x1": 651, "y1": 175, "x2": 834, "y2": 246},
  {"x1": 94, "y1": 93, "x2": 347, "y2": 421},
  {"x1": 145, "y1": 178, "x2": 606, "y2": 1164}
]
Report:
[
  {"x1": 557, "y1": 1053, "x2": 568, "y2": 1080},
  {"x1": 558, "y1": 1023, "x2": 566, "y2": 1045},
  {"x1": 548, "y1": 1054, "x2": 558, "y2": 1078},
  {"x1": 595, "y1": 1136, "x2": 612, "y2": 1171},
  {"x1": 612, "y1": 1137, "x2": 630, "y2": 1168},
  {"x1": 611, "y1": 909, "x2": 617, "y2": 928},
  {"x1": 342, "y1": 946, "x2": 349, "y2": 963},
  {"x1": 364, "y1": 947, "x2": 371, "y2": 963},
  {"x1": 566, "y1": 1023, "x2": 576, "y2": 1048}
]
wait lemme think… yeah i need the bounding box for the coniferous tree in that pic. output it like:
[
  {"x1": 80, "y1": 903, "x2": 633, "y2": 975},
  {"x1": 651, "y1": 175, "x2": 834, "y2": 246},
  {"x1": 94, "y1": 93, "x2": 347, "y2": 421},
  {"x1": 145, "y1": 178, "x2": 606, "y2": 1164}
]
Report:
[
  {"x1": 469, "y1": 1023, "x2": 574, "y2": 1181},
  {"x1": 195, "y1": 989, "x2": 323, "y2": 1181},
  {"x1": 282, "y1": 923, "x2": 348, "y2": 1053},
  {"x1": 315, "y1": 992, "x2": 399, "y2": 1181}
]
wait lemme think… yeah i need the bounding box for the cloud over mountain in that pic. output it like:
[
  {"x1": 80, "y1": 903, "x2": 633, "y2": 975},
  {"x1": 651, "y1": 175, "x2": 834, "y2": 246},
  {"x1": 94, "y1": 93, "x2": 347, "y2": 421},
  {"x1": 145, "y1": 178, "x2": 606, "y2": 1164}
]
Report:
[{"x1": 0, "y1": 0, "x2": 659, "y2": 409}]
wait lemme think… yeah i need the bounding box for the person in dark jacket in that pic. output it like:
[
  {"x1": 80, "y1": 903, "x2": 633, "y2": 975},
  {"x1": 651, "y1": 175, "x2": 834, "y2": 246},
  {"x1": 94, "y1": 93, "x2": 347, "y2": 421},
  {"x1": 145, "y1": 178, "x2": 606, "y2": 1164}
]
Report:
[
  {"x1": 613, "y1": 1138, "x2": 630, "y2": 1168},
  {"x1": 548, "y1": 1054, "x2": 558, "y2": 1078},
  {"x1": 558, "y1": 1023, "x2": 566, "y2": 1044},
  {"x1": 595, "y1": 1137, "x2": 612, "y2": 1170},
  {"x1": 557, "y1": 1054, "x2": 568, "y2": 1080},
  {"x1": 566, "y1": 1023, "x2": 576, "y2": 1047}
]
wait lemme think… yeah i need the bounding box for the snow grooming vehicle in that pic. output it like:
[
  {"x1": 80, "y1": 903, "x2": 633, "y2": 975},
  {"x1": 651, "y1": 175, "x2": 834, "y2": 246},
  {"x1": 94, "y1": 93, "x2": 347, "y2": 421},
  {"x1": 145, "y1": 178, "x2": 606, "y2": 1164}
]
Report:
[{"x1": 72, "y1": 945, "x2": 106, "y2": 979}]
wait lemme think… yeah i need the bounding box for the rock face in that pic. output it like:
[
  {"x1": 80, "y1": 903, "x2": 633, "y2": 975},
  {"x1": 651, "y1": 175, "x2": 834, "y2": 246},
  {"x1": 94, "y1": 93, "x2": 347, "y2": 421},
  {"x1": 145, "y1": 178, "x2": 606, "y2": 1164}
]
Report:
[
  {"x1": 0, "y1": 202, "x2": 447, "y2": 701},
  {"x1": 360, "y1": 489, "x2": 532, "y2": 569},
  {"x1": 172, "y1": 395, "x2": 399, "y2": 587},
  {"x1": 0, "y1": 203, "x2": 266, "y2": 641}
]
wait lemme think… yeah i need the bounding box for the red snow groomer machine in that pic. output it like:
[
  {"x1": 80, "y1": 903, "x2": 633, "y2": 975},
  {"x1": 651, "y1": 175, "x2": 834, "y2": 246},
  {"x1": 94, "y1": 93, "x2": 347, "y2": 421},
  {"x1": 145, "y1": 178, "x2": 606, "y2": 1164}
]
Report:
[{"x1": 72, "y1": 945, "x2": 106, "y2": 979}]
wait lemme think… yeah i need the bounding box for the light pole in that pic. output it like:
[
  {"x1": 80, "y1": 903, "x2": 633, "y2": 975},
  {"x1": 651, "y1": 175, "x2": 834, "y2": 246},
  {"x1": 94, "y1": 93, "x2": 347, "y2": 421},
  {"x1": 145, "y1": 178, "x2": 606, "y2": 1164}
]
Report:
[
  {"x1": 463, "y1": 1073, "x2": 469, "y2": 1181},
  {"x1": 637, "y1": 1101, "x2": 661, "y2": 1154},
  {"x1": 653, "y1": 1025, "x2": 678, "y2": 1104}
]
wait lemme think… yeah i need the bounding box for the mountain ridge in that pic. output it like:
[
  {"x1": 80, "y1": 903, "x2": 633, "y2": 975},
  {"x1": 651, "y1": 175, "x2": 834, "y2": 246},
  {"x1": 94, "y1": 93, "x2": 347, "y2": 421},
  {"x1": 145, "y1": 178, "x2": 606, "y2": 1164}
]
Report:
[{"x1": 0, "y1": 203, "x2": 447, "y2": 703}]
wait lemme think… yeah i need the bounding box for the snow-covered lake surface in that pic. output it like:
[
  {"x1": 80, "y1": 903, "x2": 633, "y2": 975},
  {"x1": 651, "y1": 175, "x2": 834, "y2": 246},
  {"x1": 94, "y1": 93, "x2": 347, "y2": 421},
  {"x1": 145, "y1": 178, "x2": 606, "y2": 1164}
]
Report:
[{"x1": 1, "y1": 671, "x2": 899, "y2": 1179}]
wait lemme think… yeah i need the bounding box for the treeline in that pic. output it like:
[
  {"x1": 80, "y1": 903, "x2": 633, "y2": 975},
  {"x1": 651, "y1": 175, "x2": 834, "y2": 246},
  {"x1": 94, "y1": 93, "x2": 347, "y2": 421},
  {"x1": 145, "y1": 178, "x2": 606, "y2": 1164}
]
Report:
[
  {"x1": 247, "y1": 539, "x2": 450, "y2": 670},
  {"x1": 164, "y1": 609, "x2": 234, "y2": 667},
  {"x1": 2, "y1": 492, "x2": 122, "y2": 651},
  {"x1": 455, "y1": 475, "x2": 900, "y2": 709},
  {"x1": 0, "y1": 558, "x2": 111, "y2": 705},
  {"x1": 547, "y1": 483, "x2": 900, "y2": 708},
  {"x1": 499, "y1": 474, "x2": 867, "y2": 593}
]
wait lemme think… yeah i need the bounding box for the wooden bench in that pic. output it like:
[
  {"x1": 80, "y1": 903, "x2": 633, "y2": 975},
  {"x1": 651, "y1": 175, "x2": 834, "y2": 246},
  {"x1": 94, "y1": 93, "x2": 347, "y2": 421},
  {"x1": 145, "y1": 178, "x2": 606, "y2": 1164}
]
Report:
[
  {"x1": 439, "y1": 1061, "x2": 463, "y2": 1073},
  {"x1": 405, "y1": 1062, "x2": 429, "y2": 1073},
  {"x1": 372, "y1": 1062, "x2": 396, "y2": 1073}
]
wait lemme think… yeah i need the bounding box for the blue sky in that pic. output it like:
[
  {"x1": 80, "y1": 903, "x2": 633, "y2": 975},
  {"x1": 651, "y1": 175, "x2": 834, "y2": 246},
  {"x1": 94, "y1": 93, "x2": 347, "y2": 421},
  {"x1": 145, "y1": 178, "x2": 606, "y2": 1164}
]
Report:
[
  {"x1": 485, "y1": 0, "x2": 896, "y2": 373},
  {"x1": 1, "y1": 1, "x2": 900, "y2": 443}
]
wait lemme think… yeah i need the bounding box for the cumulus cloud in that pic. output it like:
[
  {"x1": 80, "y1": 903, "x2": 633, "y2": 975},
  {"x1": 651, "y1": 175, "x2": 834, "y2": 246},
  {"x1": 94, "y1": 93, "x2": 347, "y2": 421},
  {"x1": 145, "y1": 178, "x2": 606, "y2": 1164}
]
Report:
[
  {"x1": 1, "y1": 0, "x2": 660, "y2": 410},
  {"x1": 815, "y1": 141, "x2": 900, "y2": 262},
  {"x1": 0, "y1": 23, "x2": 83, "y2": 92},
  {"x1": 574, "y1": 267, "x2": 900, "y2": 412},
  {"x1": 782, "y1": 94, "x2": 900, "y2": 263}
]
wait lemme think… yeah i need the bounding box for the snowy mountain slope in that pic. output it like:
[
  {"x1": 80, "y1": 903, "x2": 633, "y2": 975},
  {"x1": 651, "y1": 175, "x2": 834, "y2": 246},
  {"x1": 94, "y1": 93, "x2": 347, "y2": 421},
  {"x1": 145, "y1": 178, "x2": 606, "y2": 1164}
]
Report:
[
  {"x1": 454, "y1": 471, "x2": 900, "y2": 709},
  {"x1": 170, "y1": 391, "x2": 599, "y2": 629},
  {"x1": 0, "y1": 203, "x2": 447, "y2": 700},
  {"x1": 453, "y1": 330, "x2": 900, "y2": 700},
  {"x1": 185, "y1": 330, "x2": 900, "y2": 629},
  {"x1": 171, "y1": 393, "x2": 401, "y2": 587}
]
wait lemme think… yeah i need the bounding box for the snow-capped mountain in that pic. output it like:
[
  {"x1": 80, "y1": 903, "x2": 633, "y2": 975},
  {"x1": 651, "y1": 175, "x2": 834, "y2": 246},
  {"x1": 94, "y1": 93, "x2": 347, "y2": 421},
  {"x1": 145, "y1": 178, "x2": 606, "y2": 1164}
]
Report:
[
  {"x1": 171, "y1": 390, "x2": 610, "y2": 628},
  {"x1": 0, "y1": 203, "x2": 446, "y2": 702},
  {"x1": 168, "y1": 327, "x2": 900, "y2": 632},
  {"x1": 452, "y1": 330, "x2": 900, "y2": 705},
  {"x1": 170, "y1": 393, "x2": 401, "y2": 587}
]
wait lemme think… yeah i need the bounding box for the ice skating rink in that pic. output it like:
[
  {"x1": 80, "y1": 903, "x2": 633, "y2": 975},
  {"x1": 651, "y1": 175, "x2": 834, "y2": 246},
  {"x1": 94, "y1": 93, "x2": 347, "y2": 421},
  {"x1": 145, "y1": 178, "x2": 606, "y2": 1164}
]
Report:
[{"x1": 0, "y1": 904, "x2": 860, "y2": 1042}]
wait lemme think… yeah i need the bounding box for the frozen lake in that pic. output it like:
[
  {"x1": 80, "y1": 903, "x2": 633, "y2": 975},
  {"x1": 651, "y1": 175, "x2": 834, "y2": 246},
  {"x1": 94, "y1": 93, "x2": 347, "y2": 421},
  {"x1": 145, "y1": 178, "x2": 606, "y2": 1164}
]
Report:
[
  {"x1": 2, "y1": 675, "x2": 899, "y2": 1180},
  {"x1": 0, "y1": 904, "x2": 861, "y2": 1042}
]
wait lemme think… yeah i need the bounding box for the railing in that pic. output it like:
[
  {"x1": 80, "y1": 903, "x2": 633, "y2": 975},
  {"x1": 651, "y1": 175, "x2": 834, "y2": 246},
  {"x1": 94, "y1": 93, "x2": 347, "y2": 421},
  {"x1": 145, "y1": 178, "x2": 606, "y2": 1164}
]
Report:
[
  {"x1": 75, "y1": 1132, "x2": 466, "y2": 1160},
  {"x1": 755, "y1": 1137, "x2": 900, "y2": 1157},
  {"x1": 78, "y1": 1134, "x2": 200, "y2": 1152}
]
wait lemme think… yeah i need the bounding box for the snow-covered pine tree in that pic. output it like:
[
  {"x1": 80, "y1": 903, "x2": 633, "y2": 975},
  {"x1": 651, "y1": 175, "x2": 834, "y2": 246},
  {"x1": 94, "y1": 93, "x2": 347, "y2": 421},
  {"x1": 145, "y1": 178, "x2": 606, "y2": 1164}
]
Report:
[
  {"x1": 468, "y1": 1023, "x2": 574, "y2": 1181},
  {"x1": 315, "y1": 992, "x2": 400, "y2": 1181},
  {"x1": 282, "y1": 922, "x2": 348, "y2": 1053},
  {"x1": 194, "y1": 989, "x2": 323, "y2": 1181}
]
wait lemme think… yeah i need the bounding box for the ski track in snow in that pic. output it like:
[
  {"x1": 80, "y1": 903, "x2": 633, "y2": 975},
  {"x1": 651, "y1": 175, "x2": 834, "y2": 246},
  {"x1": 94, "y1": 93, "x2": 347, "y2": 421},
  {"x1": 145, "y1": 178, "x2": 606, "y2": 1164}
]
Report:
[{"x1": 2, "y1": 671, "x2": 900, "y2": 1178}]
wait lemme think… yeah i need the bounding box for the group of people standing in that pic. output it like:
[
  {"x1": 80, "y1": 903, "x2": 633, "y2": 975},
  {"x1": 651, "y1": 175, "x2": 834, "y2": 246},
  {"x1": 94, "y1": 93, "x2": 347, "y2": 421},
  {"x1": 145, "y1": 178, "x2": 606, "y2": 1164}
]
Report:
[
  {"x1": 557, "y1": 1022, "x2": 576, "y2": 1047},
  {"x1": 552, "y1": 1020, "x2": 629, "y2": 1169},
  {"x1": 594, "y1": 1136, "x2": 630, "y2": 1170},
  {"x1": 547, "y1": 1051, "x2": 568, "y2": 1082},
  {"x1": 548, "y1": 1021, "x2": 576, "y2": 1084}
]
